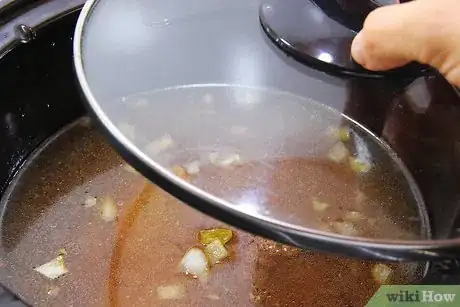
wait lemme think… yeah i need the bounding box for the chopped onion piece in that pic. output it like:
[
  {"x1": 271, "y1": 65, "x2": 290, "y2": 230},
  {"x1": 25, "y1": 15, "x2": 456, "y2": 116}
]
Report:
[
  {"x1": 345, "y1": 211, "x2": 364, "y2": 222},
  {"x1": 179, "y1": 247, "x2": 208, "y2": 280},
  {"x1": 199, "y1": 228, "x2": 233, "y2": 245},
  {"x1": 327, "y1": 142, "x2": 349, "y2": 163},
  {"x1": 184, "y1": 160, "x2": 200, "y2": 175},
  {"x1": 220, "y1": 154, "x2": 241, "y2": 166},
  {"x1": 312, "y1": 198, "x2": 330, "y2": 212},
  {"x1": 157, "y1": 284, "x2": 185, "y2": 300},
  {"x1": 83, "y1": 196, "x2": 97, "y2": 208},
  {"x1": 334, "y1": 127, "x2": 351, "y2": 142},
  {"x1": 333, "y1": 221, "x2": 359, "y2": 236},
  {"x1": 145, "y1": 134, "x2": 174, "y2": 155},
  {"x1": 205, "y1": 239, "x2": 229, "y2": 265},
  {"x1": 209, "y1": 152, "x2": 241, "y2": 167},
  {"x1": 208, "y1": 152, "x2": 218, "y2": 162},
  {"x1": 172, "y1": 165, "x2": 188, "y2": 180},
  {"x1": 47, "y1": 286, "x2": 60, "y2": 297},
  {"x1": 372, "y1": 264, "x2": 393, "y2": 284},
  {"x1": 34, "y1": 255, "x2": 68, "y2": 280},
  {"x1": 206, "y1": 294, "x2": 220, "y2": 300},
  {"x1": 349, "y1": 157, "x2": 371, "y2": 173},
  {"x1": 99, "y1": 196, "x2": 118, "y2": 222}
]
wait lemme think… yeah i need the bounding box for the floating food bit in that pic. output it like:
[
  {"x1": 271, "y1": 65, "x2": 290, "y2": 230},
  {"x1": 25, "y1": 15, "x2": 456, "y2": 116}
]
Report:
[
  {"x1": 349, "y1": 157, "x2": 371, "y2": 173},
  {"x1": 157, "y1": 284, "x2": 186, "y2": 300},
  {"x1": 205, "y1": 239, "x2": 229, "y2": 265},
  {"x1": 178, "y1": 228, "x2": 234, "y2": 282},
  {"x1": 312, "y1": 198, "x2": 330, "y2": 212},
  {"x1": 220, "y1": 154, "x2": 241, "y2": 166},
  {"x1": 47, "y1": 286, "x2": 60, "y2": 297},
  {"x1": 335, "y1": 127, "x2": 351, "y2": 142},
  {"x1": 209, "y1": 152, "x2": 241, "y2": 167},
  {"x1": 184, "y1": 160, "x2": 200, "y2": 175},
  {"x1": 206, "y1": 294, "x2": 220, "y2": 301},
  {"x1": 99, "y1": 196, "x2": 118, "y2": 222},
  {"x1": 328, "y1": 126, "x2": 351, "y2": 142},
  {"x1": 372, "y1": 263, "x2": 393, "y2": 284},
  {"x1": 172, "y1": 165, "x2": 188, "y2": 180},
  {"x1": 34, "y1": 254, "x2": 68, "y2": 280},
  {"x1": 327, "y1": 142, "x2": 349, "y2": 163},
  {"x1": 333, "y1": 221, "x2": 359, "y2": 236},
  {"x1": 178, "y1": 247, "x2": 208, "y2": 280},
  {"x1": 208, "y1": 152, "x2": 219, "y2": 163},
  {"x1": 145, "y1": 134, "x2": 174, "y2": 156},
  {"x1": 199, "y1": 228, "x2": 233, "y2": 245},
  {"x1": 83, "y1": 196, "x2": 97, "y2": 208},
  {"x1": 345, "y1": 211, "x2": 364, "y2": 222}
]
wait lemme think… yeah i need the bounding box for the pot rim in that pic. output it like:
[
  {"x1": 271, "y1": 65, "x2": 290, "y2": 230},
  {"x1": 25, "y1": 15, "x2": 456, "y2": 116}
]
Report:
[
  {"x1": 0, "y1": 0, "x2": 85, "y2": 304},
  {"x1": 0, "y1": 0, "x2": 85, "y2": 59}
]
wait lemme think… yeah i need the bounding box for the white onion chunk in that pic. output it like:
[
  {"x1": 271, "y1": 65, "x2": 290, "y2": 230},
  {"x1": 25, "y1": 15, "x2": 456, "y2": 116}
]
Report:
[
  {"x1": 157, "y1": 284, "x2": 185, "y2": 300},
  {"x1": 179, "y1": 247, "x2": 208, "y2": 280},
  {"x1": 34, "y1": 256, "x2": 68, "y2": 280},
  {"x1": 205, "y1": 239, "x2": 229, "y2": 265}
]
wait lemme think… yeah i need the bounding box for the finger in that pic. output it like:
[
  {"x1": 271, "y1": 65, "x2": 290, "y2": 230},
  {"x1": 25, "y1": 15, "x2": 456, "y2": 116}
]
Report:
[{"x1": 351, "y1": 0, "x2": 460, "y2": 73}]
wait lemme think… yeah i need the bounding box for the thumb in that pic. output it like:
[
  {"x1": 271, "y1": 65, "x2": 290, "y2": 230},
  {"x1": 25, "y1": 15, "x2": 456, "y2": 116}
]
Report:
[{"x1": 351, "y1": 0, "x2": 460, "y2": 86}]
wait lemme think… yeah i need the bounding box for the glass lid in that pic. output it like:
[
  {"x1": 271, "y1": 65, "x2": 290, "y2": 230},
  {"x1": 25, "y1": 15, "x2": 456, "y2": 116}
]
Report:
[{"x1": 73, "y1": 0, "x2": 460, "y2": 261}]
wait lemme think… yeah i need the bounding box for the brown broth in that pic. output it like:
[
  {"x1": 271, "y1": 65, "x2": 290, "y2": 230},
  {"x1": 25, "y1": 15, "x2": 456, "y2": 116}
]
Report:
[
  {"x1": 193, "y1": 156, "x2": 420, "y2": 240},
  {"x1": 0, "y1": 119, "x2": 423, "y2": 307}
]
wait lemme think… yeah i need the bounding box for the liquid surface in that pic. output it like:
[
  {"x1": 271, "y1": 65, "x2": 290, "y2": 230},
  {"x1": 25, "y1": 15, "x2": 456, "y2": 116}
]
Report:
[
  {"x1": 113, "y1": 85, "x2": 425, "y2": 240},
  {"x1": 0, "y1": 119, "x2": 422, "y2": 307}
]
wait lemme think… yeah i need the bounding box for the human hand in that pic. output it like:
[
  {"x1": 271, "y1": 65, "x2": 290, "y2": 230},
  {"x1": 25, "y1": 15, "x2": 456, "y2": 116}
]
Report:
[{"x1": 351, "y1": 0, "x2": 460, "y2": 86}]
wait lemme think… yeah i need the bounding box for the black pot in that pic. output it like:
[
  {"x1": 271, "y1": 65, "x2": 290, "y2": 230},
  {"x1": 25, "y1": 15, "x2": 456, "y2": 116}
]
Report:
[
  {"x1": 0, "y1": 0, "x2": 460, "y2": 305},
  {"x1": 0, "y1": 1, "x2": 85, "y2": 305}
]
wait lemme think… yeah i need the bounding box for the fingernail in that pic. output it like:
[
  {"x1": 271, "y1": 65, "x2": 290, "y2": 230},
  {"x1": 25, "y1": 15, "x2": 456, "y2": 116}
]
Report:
[{"x1": 351, "y1": 32, "x2": 366, "y2": 66}]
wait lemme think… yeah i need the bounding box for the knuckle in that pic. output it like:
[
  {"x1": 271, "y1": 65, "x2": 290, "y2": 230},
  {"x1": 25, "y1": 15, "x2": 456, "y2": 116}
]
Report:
[{"x1": 355, "y1": 34, "x2": 380, "y2": 70}]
